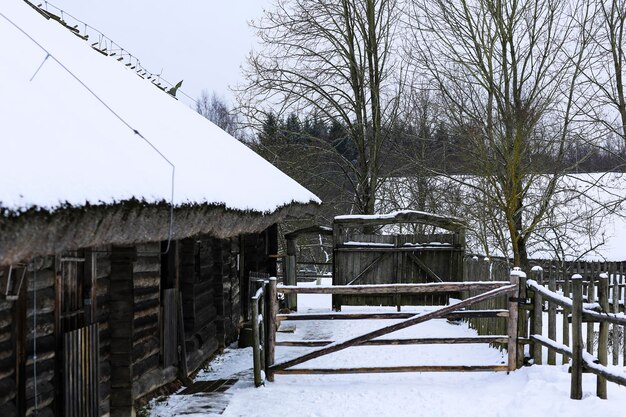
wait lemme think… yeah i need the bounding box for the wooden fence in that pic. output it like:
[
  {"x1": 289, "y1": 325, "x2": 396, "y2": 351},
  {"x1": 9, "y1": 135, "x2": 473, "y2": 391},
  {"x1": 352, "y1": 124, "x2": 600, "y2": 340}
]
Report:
[
  {"x1": 526, "y1": 271, "x2": 626, "y2": 398},
  {"x1": 252, "y1": 276, "x2": 523, "y2": 385},
  {"x1": 63, "y1": 323, "x2": 100, "y2": 417}
]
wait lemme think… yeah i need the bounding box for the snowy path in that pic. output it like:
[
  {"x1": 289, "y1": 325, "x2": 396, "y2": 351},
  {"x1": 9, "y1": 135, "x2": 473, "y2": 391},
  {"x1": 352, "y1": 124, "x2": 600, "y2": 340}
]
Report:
[{"x1": 146, "y1": 288, "x2": 626, "y2": 417}]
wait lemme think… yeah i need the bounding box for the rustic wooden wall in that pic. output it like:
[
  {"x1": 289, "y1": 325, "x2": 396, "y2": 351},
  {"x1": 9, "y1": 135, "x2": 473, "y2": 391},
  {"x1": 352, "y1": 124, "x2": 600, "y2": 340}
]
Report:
[
  {"x1": 95, "y1": 248, "x2": 111, "y2": 417},
  {"x1": 180, "y1": 238, "x2": 219, "y2": 374},
  {"x1": 335, "y1": 233, "x2": 463, "y2": 306},
  {"x1": 0, "y1": 269, "x2": 17, "y2": 417}
]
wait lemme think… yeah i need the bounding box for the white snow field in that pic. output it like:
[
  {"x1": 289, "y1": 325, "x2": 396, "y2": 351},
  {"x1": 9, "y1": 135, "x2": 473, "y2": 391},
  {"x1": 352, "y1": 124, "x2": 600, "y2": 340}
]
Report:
[{"x1": 147, "y1": 281, "x2": 626, "y2": 417}]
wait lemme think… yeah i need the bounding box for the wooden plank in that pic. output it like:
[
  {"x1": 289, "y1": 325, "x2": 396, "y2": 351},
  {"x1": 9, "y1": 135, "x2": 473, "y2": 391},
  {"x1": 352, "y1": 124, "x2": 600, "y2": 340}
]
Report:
[
  {"x1": 407, "y1": 253, "x2": 443, "y2": 283},
  {"x1": 586, "y1": 271, "x2": 595, "y2": 355},
  {"x1": 274, "y1": 365, "x2": 508, "y2": 374},
  {"x1": 333, "y1": 211, "x2": 466, "y2": 231},
  {"x1": 508, "y1": 273, "x2": 520, "y2": 371},
  {"x1": 347, "y1": 254, "x2": 386, "y2": 285},
  {"x1": 571, "y1": 275, "x2": 583, "y2": 400},
  {"x1": 336, "y1": 247, "x2": 462, "y2": 253},
  {"x1": 562, "y1": 269, "x2": 570, "y2": 364},
  {"x1": 276, "y1": 336, "x2": 510, "y2": 347},
  {"x1": 270, "y1": 284, "x2": 515, "y2": 373},
  {"x1": 548, "y1": 273, "x2": 557, "y2": 365},
  {"x1": 266, "y1": 278, "x2": 277, "y2": 382},
  {"x1": 532, "y1": 268, "x2": 543, "y2": 364},
  {"x1": 252, "y1": 286, "x2": 263, "y2": 387},
  {"x1": 277, "y1": 282, "x2": 510, "y2": 294},
  {"x1": 277, "y1": 310, "x2": 509, "y2": 321},
  {"x1": 597, "y1": 273, "x2": 609, "y2": 399}
]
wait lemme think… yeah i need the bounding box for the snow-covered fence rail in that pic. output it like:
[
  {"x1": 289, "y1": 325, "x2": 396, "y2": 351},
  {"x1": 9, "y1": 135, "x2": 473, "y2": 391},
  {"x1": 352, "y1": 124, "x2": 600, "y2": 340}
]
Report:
[
  {"x1": 526, "y1": 272, "x2": 626, "y2": 399},
  {"x1": 264, "y1": 276, "x2": 522, "y2": 382}
]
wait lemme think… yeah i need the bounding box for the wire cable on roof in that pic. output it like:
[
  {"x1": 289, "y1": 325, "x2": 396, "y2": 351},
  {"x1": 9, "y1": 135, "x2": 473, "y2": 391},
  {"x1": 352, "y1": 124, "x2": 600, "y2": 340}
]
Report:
[{"x1": 0, "y1": 10, "x2": 176, "y2": 254}]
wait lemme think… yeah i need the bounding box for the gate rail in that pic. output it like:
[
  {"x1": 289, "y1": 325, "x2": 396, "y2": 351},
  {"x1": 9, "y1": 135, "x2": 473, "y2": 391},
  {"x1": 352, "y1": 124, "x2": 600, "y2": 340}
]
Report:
[{"x1": 253, "y1": 272, "x2": 524, "y2": 385}]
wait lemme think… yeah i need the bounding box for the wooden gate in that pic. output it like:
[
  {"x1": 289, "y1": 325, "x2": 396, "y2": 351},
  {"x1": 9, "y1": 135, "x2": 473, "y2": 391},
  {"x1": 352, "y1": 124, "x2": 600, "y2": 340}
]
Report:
[
  {"x1": 63, "y1": 324, "x2": 100, "y2": 417},
  {"x1": 333, "y1": 211, "x2": 466, "y2": 309},
  {"x1": 257, "y1": 274, "x2": 523, "y2": 381}
]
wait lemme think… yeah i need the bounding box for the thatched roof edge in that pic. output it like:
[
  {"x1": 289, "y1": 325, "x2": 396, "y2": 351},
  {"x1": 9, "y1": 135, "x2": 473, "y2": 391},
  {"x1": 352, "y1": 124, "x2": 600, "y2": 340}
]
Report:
[{"x1": 0, "y1": 200, "x2": 318, "y2": 266}]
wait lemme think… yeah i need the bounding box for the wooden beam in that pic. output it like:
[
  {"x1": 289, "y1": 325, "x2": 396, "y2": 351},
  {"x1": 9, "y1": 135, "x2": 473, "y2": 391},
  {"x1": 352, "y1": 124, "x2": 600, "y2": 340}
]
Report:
[
  {"x1": 276, "y1": 336, "x2": 510, "y2": 347},
  {"x1": 270, "y1": 284, "x2": 515, "y2": 373},
  {"x1": 277, "y1": 309, "x2": 509, "y2": 321},
  {"x1": 274, "y1": 365, "x2": 508, "y2": 374},
  {"x1": 336, "y1": 246, "x2": 462, "y2": 253},
  {"x1": 277, "y1": 282, "x2": 510, "y2": 294},
  {"x1": 333, "y1": 211, "x2": 467, "y2": 232}
]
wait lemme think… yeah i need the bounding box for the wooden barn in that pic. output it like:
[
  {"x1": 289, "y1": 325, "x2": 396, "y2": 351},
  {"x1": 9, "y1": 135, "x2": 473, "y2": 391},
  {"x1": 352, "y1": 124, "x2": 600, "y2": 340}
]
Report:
[{"x1": 0, "y1": 2, "x2": 319, "y2": 417}]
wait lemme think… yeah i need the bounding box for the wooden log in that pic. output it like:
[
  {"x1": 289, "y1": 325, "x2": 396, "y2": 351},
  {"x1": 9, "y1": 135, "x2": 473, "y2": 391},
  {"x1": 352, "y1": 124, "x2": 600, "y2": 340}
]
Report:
[
  {"x1": 517, "y1": 271, "x2": 528, "y2": 367},
  {"x1": 266, "y1": 278, "x2": 277, "y2": 382},
  {"x1": 597, "y1": 273, "x2": 609, "y2": 399},
  {"x1": 252, "y1": 289, "x2": 263, "y2": 387},
  {"x1": 571, "y1": 274, "x2": 583, "y2": 400},
  {"x1": 277, "y1": 310, "x2": 509, "y2": 322},
  {"x1": 532, "y1": 267, "x2": 543, "y2": 364},
  {"x1": 508, "y1": 271, "x2": 520, "y2": 371},
  {"x1": 562, "y1": 272, "x2": 570, "y2": 365},
  {"x1": 336, "y1": 246, "x2": 462, "y2": 253},
  {"x1": 274, "y1": 365, "x2": 509, "y2": 374},
  {"x1": 277, "y1": 282, "x2": 510, "y2": 295},
  {"x1": 530, "y1": 335, "x2": 572, "y2": 359},
  {"x1": 548, "y1": 273, "x2": 557, "y2": 365},
  {"x1": 270, "y1": 284, "x2": 516, "y2": 373},
  {"x1": 276, "y1": 336, "x2": 510, "y2": 347}
]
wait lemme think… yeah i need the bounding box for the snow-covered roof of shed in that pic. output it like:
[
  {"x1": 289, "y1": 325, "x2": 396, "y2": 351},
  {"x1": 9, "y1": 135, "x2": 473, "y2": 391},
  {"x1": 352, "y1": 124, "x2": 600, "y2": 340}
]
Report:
[{"x1": 0, "y1": 1, "x2": 320, "y2": 215}]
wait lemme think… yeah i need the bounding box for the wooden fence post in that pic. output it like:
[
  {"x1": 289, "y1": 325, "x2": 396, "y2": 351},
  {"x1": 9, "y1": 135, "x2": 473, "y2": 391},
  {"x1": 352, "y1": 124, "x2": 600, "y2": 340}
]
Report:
[
  {"x1": 516, "y1": 268, "x2": 527, "y2": 368},
  {"x1": 571, "y1": 274, "x2": 583, "y2": 400},
  {"x1": 597, "y1": 272, "x2": 609, "y2": 399},
  {"x1": 548, "y1": 272, "x2": 557, "y2": 365},
  {"x1": 562, "y1": 272, "x2": 570, "y2": 365},
  {"x1": 508, "y1": 270, "x2": 521, "y2": 372},
  {"x1": 531, "y1": 266, "x2": 543, "y2": 365},
  {"x1": 266, "y1": 277, "x2": 277, "y2": 382},
  {"x1": 612, "y1": 271, "x2": 620, "y2": 366}
]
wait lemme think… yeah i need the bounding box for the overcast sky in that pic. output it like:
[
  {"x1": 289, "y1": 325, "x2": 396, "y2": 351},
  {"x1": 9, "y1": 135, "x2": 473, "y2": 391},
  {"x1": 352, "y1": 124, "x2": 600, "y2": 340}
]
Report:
[{"x1": 49, "y1": 0, "x2": 274, "y2": 106}]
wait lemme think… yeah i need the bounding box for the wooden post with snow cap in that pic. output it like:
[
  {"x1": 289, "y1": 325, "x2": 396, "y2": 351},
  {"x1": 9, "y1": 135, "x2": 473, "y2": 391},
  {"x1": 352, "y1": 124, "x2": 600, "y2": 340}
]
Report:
[
  {"x1": 266, "y1": 277, "x2": 278, "y2": 382},
  {"x1": 507, "y1": 268, "x2": 521, "y2": 372},
  {"x1": 531, "y1": 266, "x2": 543, "y2": 365},
  {"x1": 597, "y1": 272, "x2": 609, "y2": 399},
  {"x1": 570, "y1": 274, "x2": 583, "y2": 400}
]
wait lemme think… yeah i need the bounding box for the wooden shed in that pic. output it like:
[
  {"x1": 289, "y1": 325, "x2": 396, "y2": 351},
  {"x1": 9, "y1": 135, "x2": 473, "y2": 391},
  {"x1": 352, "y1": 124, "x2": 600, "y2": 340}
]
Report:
[
  {"x1": 332, "y1": 210, "x2": 467, "y2": 309},
  {"x1": 0, "y1": 3, "x2": 320, "y2": 417}
]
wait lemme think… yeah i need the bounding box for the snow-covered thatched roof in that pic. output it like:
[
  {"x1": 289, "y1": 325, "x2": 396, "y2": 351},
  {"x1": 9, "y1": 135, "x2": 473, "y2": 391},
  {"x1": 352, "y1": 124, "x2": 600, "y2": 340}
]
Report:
[
  {"x1": 0, "y1": 0, "x2": 319, "y2": 215},
  {"x1": 0, "y1": 1, "x2": 320, "y2": 265}
]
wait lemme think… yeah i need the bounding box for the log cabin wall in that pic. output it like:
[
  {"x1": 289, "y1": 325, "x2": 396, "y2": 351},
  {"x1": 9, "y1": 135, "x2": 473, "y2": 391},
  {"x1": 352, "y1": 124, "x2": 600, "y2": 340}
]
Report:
[
  {"x1": 25, "y1": 258, "x2": 56, "y2": 417},
  {"x1": 95, "y1": 248, "x2": 112, "y2": 417},
  {"x1": 0, "y1": 274, "x2": 16, "y2": 417},
  {"x1": 179, "y1": 237, "x2": 219, "y2": 374},
  {"x1": 131, "y1": 243, "x2": 173, "y2": 401}
]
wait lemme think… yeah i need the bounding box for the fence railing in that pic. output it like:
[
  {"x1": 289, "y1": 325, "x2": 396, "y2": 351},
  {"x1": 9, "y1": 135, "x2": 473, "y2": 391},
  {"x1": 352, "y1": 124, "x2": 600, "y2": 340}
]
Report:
[
  {"x1": 252, "y1": 277, "x2": 521, "y2": 385},
  {"x1": 526, "y1": 269, "x2": 626, "y2": 399}
]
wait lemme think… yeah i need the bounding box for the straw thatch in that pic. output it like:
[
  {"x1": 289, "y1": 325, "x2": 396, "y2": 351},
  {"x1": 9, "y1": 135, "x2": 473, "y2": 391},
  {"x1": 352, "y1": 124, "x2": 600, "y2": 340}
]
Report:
[{"x1": 0, "y1": 200, "x2": 317, "y2": 266}]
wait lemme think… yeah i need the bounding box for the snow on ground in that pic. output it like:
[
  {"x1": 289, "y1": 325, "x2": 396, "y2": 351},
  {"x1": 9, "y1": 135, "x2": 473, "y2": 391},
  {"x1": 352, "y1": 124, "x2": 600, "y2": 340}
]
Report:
[{"x1": 146, "y1": 279, "x2": 626, "y2": 417}]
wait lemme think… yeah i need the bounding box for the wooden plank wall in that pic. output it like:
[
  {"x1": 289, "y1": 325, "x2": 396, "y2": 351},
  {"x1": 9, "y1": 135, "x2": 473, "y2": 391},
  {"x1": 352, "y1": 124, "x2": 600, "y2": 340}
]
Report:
[
  {"x1": 25, "y1": 257, "x2": 56, "y2": 417},
  {"x1": 95, "y1": 249, "x2": 111, "y2": 417},
  {"x1": 336, "y1": 233, "x2": 462, "y2": 306},
  {"x1": 0, "y1": 269, "x2": 17, "y2": 417},
  {"x1": 131, "y1": 243, "x2": 162, "y2": 398},
  {"x1": 463, "y1": 256, "x2": 511, "y2": 337},
  {"x1": 214, "y1": 238, "x2": 241, "y2": 349},
  {"x1": 180, "y1": 238, "x2": 219, "y2": 374}
]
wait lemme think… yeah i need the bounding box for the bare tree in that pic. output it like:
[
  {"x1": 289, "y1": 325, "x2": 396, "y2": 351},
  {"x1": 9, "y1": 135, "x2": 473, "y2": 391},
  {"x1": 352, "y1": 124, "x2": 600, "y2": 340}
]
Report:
[
  {"x1": 238, "y1": 0, "x2": 404, "y2": 215},
  {"x1": 407, "y1": 0, "x2": 594, "y2": 268},
  {"x1": 196, "y1": 90, "x2": 242, "y2": 139}
]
